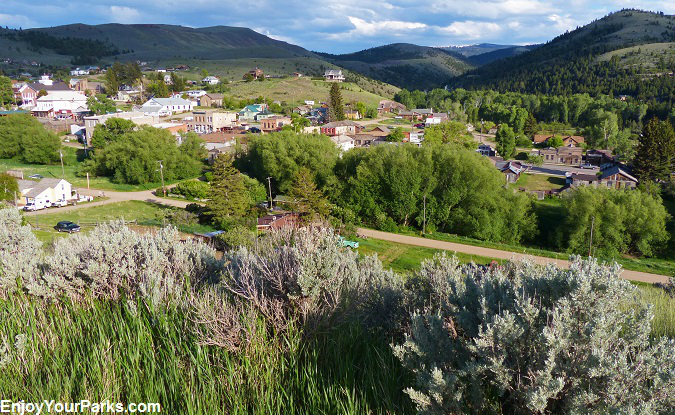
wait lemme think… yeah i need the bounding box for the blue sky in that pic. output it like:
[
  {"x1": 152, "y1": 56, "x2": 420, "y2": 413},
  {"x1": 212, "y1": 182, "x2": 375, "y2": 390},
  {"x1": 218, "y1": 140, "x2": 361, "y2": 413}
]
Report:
[{"x1": 1, "y1": 1, "x2": 673, "y2": 53}]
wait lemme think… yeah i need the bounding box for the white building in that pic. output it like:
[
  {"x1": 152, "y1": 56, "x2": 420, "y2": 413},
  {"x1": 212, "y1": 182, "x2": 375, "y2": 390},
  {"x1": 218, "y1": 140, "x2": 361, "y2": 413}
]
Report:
[
  {"x1": 31, "y1": 90, "x2": 88, "y2": 118},
  {"x1": 18, "y1": 178, "x2": 74, "y2": 208},
  {"x1": 409, "y1": 132, "x2": 424, "y2": 146},
  {"x1": 137, "y1": 97, "x2": 194, "y2": 116},
  {"x1": 324, "y1": 69, "x2": 345, "y2": 82},
  {"x1": 202, "y1": 76, "x2": 220, "y2": 85},
  {"x1": 70, "y1": 68, "x2": 90, "y2": 76},
  {"x1": 185, "y1": 90, "x2": 207, "y2": 99},
  {"x1": 187, "y1": 111, "x2": 237, "y2": 134},
  {"x1": 331, "y1": 135, "x2": 355, "y2": 152}
]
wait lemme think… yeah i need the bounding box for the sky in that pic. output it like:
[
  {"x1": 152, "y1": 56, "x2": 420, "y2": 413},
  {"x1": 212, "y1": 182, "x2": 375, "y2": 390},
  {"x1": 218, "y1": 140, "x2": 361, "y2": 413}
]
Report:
[{"x1": 1, "y1": 1, "x2": 674, "y2": 53}]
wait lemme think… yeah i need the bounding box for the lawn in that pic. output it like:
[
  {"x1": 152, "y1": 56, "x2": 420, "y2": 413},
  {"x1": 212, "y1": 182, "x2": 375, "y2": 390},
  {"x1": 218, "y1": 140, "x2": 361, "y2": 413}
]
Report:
[
  {"x1": 27, "y1": 201, "x2": 217, "y2": 244},
  {"x1": 1, "y1": 147, "x2": 200, "y2": 192},
  {"x1": 512, "y1": 173, "x2": 566, "y2": 191},
  {"x1": 355, "y1": 237, "x2": 501, "y2": 274}
]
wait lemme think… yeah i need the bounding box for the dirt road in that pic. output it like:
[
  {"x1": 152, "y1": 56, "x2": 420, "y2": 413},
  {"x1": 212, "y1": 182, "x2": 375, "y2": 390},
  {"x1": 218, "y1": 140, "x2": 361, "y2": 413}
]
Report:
[
  {"x1": 358, "y1": 228, "x2": 670, "y2": 284},
  {"x1": 23, "y1": 188, "x2": 193, "y2": 216}
]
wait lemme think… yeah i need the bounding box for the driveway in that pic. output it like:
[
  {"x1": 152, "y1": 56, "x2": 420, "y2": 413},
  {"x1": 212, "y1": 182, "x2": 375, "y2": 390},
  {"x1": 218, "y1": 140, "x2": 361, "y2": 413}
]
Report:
[
  {"x1": 23, "y1": 188, "x2": 194, "y2": 216},
  {"x1": 357, "y1": 228, "x2": 670, "y2": 284}
]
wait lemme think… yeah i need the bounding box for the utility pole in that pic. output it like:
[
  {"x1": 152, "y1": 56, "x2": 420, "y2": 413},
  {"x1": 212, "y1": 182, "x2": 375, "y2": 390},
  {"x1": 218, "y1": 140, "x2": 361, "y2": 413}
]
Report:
[
  {"x1": 266, "y1": 177, "x2": 273, "y2": 209},
  {"x1": 422, "y1": 194, "x2": 427, "y2": 235},
  {"x1": 86, "y1": 172, "x2": 90, "y2": 190},
  {"x1": 158, "y1": 160, "x2": 166, "y2": 197},
  {"x1": 480, "y1": 119, "x2": 485, "y2": 144},
  {"x1": 588, "y1": 216, "x2": 595, "y2": 257},
  {"x1": 59, "y1": 150, "x2": 65, "y2": 179}
]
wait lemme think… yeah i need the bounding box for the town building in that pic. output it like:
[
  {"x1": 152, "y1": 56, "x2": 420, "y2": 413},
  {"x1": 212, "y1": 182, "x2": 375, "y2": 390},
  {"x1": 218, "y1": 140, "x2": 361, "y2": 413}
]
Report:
[
  {"x1": 324, "y1": 69, "x2": 345, "y2": 82},
  {"x1": 31, "y1": 90, "x2": 88, "y2": 119},
  {"x1": 187, "y1": 111, "x2": 237, "y2": 134},
  {"x1": 260, "y1": 115, "x2": 292, "y2": 132},
  {"x1": 538, "y1": 147, "x2": 583, "y2": 165},
  {"x1": 137, "y1": 97, "x2": 194, "y2": 116}
]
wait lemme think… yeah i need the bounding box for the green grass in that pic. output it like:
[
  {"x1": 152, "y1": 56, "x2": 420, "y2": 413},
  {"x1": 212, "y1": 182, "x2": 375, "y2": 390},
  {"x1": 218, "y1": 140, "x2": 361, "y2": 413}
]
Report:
[
  {"x1": 0, "y1": 294, "x2": 412, "y2": 414},
  {"x1": 636, "y1": 284, "x2": 675, "y2": 338},
  {"x1": 0, "y1": 147, "x2": 192, "y2": 192},
  {"x1": 511, "y1": 173, "x2": 566, "y2": 191},
  {"x1": 356, "y1": 237, "x2": 501, "y2": 274},
  {"x1": 26, "y1": 201, "x2": 216, "y2": 244}
]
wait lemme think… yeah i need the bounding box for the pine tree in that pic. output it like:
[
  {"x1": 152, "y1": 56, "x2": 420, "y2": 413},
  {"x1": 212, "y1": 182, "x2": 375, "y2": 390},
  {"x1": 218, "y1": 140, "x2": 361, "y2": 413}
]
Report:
[
  {"x1": 289, "y1": 167, "x2": 330, "y2": 220},
  {"x1": 523, "y1": 112, "x2": 538, "y2": 139},
  {"x1": 207, "y1": 154, "x2": 249, "y2": 228},
  {"x1": 328, "y1": 83, "x2": 345, "y2": 122},
  {"x1": 633, "y1": 118, "x2": 675, "y2": 183}
]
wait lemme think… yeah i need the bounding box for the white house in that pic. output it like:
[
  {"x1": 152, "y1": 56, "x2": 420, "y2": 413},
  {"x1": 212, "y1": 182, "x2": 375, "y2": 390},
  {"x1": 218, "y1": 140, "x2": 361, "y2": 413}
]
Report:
[
  {"x1": 202, "y1": 76, "x2": 220, "y2": 85},
  {"x1": 138, "y1": 97, "x2": 194, "y2": 116},
  {"x1": 18, "y1": 178, "x2": 75, "y2": 208},
  {"x1": 331, "y1": 135, "x2": 355, "y2": 152},
  {"x1": 185, "y1": 90, "x2": 207, "y2": 99},
  {"x1": 31, "y1": 90, "x2": 88, "y2": 118},
  {"x1": 324, "y1": 69, "x2": 345, "y2": 82},
  {"x1": 70, "y1": 68, "x2": 90, "y2": 76},
  {"x1": 409, "y1": 132, "x2": 424, "y2": 146}
]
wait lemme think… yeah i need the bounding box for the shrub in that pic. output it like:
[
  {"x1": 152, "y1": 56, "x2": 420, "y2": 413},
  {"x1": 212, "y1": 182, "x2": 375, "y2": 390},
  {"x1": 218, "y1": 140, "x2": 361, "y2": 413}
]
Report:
[
  {"x1": 395, "y1": 255, "x2": 675, "y2": 414},
  {"x1": 172, "y1": 180, "x2": 210, "y2": 200}
]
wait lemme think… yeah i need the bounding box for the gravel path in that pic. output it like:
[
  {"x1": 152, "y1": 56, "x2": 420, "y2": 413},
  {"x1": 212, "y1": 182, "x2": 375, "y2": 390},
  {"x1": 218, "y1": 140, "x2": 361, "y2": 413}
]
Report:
[{"x1": 357, "y1": 228, "x2": 670, "y2": 284}]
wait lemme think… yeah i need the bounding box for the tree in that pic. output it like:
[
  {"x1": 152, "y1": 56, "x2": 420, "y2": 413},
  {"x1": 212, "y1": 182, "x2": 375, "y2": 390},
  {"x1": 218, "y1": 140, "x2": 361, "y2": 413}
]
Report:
[
  {"x1": 495, "y1": 124, "x2": 516, "y2": 159},
  {"x1": 289, "y1": 167, "x2": 330, "y2": 220},
  {"x1": 0, "y1": 114, "x2": 60, "y2": 164},
  {"x1": 91, "y1": 118, "x2": 136, "y2": 148},
  {"x1": 169, "y1": 73, "x2": 187, "y2": 93},
  {"x1": 290, "y1": 113, "x2": 310, "y2": 133},
  {"x1": 103, "y1": 61, "x2": 122, "y2": 94},
  {"x1": 633, "y1": 118, "x2": 675, "y2": 183},
  {"x1": 147, "y1": 81, "x2": 169, "y2": 98},
  {"x1": 87, "y1": 94, "x2": 116, "y2": 115},
  {"x1": 423, "y1": 121, "x2": 476, "y2": 149},
  {"x1": 37, "y1": 90, "x2": 48, "y2": 99},
  {"x1": 355, "y1": 101, "x2": 367, "y2": 118},
  {"x1": 328, "y1": 83, "x2": 345, "y2": 122},
  {"x1": 395, "y1": 256, "x2": 675, "y2": 414},
  {"x1": 523, "y1": 112, "x2": 538, "y2": 138},
  {"x1": 0, "y1": 75, "x2": 13, "y2": 108},
  {"x1": 385, "y1": 127, "x2": 404, "y2": 142},
  {"x1": 561, "y1": 186, "x2": 669, "y2": 257},
  {"x1": 0, "y1": 173, "x2": 18, "y2": 201},
  {"x1": 243, "y1": 73, "x2": 254, "y2": 82},
  {"x1": 207, "y1": 153, "x2": 249, "y2": 227},
  {"x1": 547, "y1": 135, "x2": 564, "y2": 148}
]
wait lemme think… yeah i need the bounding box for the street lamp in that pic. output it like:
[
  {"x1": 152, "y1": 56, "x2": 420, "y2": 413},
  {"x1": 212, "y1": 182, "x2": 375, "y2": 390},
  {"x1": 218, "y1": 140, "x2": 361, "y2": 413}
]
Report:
[
  {"x1": 157, "y1": 160, "x2": 166, "y2": 197},
  {"x1": 59, "y1": 150, "x2": 65, "y2": 179},
  {"x1": 266, "y1": 176, "x2": 273, "y2": 210}
]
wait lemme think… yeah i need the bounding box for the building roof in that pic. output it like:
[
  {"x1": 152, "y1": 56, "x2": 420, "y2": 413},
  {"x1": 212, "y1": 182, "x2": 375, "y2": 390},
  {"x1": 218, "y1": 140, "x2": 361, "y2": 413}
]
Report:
[
  {"x1": 499, "y1": 161, "x2": 524, "y2": 175},
  {"x1": 331, "y1": 134, "x2": 354, "y2": 145},
  {"x1": 25, "y1": 82, "x2": 71, "y2": 92},
  {"x1": 599, "y1": 166, "x2": 638, "y2": 182},
  {"x1": 204, "y1": 93, "x2": 224, "y2": 99},
  {"x1": 324, "y1": 69, "x2": 343, "y2": 76},
  {"x1": 149, "y1": 97, "x2": 192, "y2": 106},
  {"x1": 322, "y1": 120, "x2": 361, "y2": 128},
  {"x1": 36, "y1": 90, "x2": 87, "y2": 102},
  {"x1": 19, "y1": 178, "x2": 68, "y2": 198}
]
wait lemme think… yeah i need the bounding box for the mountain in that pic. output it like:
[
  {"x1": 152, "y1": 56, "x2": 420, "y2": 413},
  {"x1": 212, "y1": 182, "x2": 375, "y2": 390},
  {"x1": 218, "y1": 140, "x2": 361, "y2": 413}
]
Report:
[
  {"x1": 464, "y1": 45, "x2": 540, "y2": 66},
  {"x1": 441, "y1": 43, "x2": 521, "y2": 57},
  {"x1": 449, "y1": 10, "x2": 675, "y2": 100},
  {"x1": 316, "y1": 43, "x2": 473, "y2": 90}
]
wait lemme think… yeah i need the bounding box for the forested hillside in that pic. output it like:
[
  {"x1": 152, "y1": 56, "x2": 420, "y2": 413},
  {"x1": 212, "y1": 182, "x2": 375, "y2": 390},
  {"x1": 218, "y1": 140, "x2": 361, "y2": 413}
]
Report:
[{"x1": 450, "y1": 10, "x2": 675, "y2": 101}]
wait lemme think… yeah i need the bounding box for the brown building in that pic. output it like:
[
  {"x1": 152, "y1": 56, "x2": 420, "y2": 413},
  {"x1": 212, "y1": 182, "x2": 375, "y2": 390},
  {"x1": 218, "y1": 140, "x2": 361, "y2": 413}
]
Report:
[
  {"x1": 244, "y1": 67, "x2": 264, "y2": 80},
  {"x1": 539, "y1": 147, "x2": 583, "y2": 165},
  {"x1": 260, "y1": 116, "x2": 292, "y2": 132},
  {"x1": 377, "y1": 99, "x2": 406, "y2": 114},
  {"x1": 257, "y1": 212, "x2": 301, "y2": 231},
  {"x1": 534, "y1": 134, "x2": 585, "y2": 147},
  {"x1": 353, "y1": 125, "x2": 390, "y2": 147},
  {"x1": 200, "y1": 93, "x2": 224, "y2": 107}
]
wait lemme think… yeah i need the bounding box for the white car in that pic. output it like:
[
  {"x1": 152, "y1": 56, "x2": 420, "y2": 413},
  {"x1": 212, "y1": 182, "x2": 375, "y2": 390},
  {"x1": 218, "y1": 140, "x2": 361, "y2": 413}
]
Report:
[
  {"x1": 78, "y1": 195, "x2": 94, "y2": 202},
  {"x1": 580, "y1": 164, "x2": 598, "y2": 170},
  {"x1": 51, "y1": 199, "x2": 68, "y2": 207},
  {"x1": 23, "y1": 202, "x2": 45, "y2": 211}
]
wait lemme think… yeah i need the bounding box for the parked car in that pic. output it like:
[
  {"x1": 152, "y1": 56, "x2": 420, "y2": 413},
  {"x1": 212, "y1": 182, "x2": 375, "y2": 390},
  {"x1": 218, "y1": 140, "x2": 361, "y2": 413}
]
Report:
[
  {"x1": 28, "y1": 174, "x2": 44, "y2": 179},
  {"x1": 78, "y1": 195, "x2": 94, "y2": 202},
  {"x1": 51, "y1": 199, "x2": 68, "y2": 207},
  {"x1": 580, "y1": 163, "x2": 598, "y2": 170},
  {"x1": 414, "y1": 123, "x2": 425, "y2": 129},
  {"x1": 23, "y1": 201, "x2": 47, "y2": 211},
  {"x1": 54, "y1": 221, "x2": 81, "y2": 233},
  {"x1": 249, "y1": 127, "x2": 261, "y2": 133}
]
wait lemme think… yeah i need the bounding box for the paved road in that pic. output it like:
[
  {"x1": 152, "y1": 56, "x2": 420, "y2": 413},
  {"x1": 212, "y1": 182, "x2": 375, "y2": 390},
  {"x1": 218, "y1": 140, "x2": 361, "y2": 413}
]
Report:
[
  {"x1": 357, "y1": 228, "x2": 670, "y2": 284},
  {"x1": 23, "y1": 188, "x2": 192, "y2": 216}
]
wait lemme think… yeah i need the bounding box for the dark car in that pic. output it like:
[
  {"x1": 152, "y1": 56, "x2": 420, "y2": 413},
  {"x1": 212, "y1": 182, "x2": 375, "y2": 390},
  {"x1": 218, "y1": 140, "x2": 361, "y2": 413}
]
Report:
[
  {"x1": 54, "y1": 221, "x2": 81, "y2": 233},
  {"x1": 249, "y1": 127, "x2": 261, "y2": 133},
  {"x1": 414, "y1": 123, "x2": 425, "y2": 129}
]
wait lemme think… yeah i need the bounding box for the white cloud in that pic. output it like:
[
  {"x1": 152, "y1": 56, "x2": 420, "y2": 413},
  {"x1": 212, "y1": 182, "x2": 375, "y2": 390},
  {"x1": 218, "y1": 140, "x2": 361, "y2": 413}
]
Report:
[
  {"x1": 109, "y1": 6, "x2": 142, "y2": 24},
  {"x1": 431, "y1": 0, "x2": 557, "y2": 18},
  {"x1": 0, "y1": 13, "x2": 36, "y2": 28},
  {"x1": 437, "y1": 21, "x2": 503, "y2": 39},
  {"x1": 339, "y1": 16, "x2": 428, "y2": 38}
]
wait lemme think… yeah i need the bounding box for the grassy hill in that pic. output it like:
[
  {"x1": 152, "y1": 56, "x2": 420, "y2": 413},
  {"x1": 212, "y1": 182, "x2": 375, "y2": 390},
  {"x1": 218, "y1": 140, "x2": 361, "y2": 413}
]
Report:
[
  {"x1": 449, "y1": 10, "x2": 675, "y2": 99},
  {"x1": 317, "y1": 43, "x2": 473, "y2": 89}
]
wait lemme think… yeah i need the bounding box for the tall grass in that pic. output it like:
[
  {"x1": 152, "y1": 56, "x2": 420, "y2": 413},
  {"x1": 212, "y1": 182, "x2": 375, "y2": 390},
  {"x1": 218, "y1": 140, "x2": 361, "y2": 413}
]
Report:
[
  {"x1": 0, "y1": 294, "x2": 412, "y2": 414},
  {"x1": 638, "y1": 285, "x2": 675, "y2": 338}
]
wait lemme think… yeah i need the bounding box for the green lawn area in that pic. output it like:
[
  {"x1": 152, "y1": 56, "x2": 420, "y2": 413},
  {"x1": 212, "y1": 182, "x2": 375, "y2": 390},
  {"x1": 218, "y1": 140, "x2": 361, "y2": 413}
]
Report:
[
  {"x1": 512, "y1": 173, "x2": 566, "y2": 191},
  {"x1": 27, "y1": 201, "x2": 217, "y2": 244},
  {"x1": 1, "y1": 147, "x2": 199, "y2": 192},
  {"x1": 355, "y1": 237, "x2": 501, "y2": 274}
]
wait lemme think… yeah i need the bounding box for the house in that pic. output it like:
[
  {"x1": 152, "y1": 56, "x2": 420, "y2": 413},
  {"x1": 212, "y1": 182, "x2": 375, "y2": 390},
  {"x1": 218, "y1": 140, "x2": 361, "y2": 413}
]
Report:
[
  {"x1": 200, "y1": 131, "x2": 241, "y2": 151},
  {"x1": 238, "y1": 104, "x2": 268, "y2": 122},
  {"x1": 498, "y1": 161, "x2": 524, "y2": 183},
  {"x1": 585, "y1": 149, "x2": 615, "y2": 166},
  {"x1": 320, "y1": 120, "x2": 363, "y2": 136},
  {"x1": 354, "y1": 126, "x2": 390, "y2": 147},
  {"x1": 200, "y1": 93, "x2": 225, "y2": 107},
  {"x1": 344, "y1": 109, "x2": 362, "y2": 120},
  {"x1": 17, "y1": 81, "x2": 71, "y2": 108},
  {"x1": 257, "y1": 212, "x2": 301, "y2": 231},
  {"x1": 425, "y1": 113, "x2": 449, "y2": 126},
  {"x1": 185, "y1": 90, "x2": 207, "y2": 99},
  {"x1": 70, "y1": 79, "x2": 104, "y2": 95},
  {"x1": 83, "y1": 111, "x2": 160, "y2": 140},
  {"x1": 534, "y1": 134, "x2": 585, "y2": 147},
  {"x1": 137, "y1": 97, "x2": 194, "y2": 116},
  {"x1": 331, "y1": 135, "x2": 355, "y2": 152},
  {"x1": 293, "y1": 104, "x2": 313, "y2": 115},
  {"x1": 260, "y1": 116, "x2": 292, "y2": 132},
  {"x1": 187, "y1": 111, "x2": 237, "y2": 134},
  {"x1": 114, "y1": 89, "x2": 141, "y2": 102},
  {"x1": 377, "y1": 99, "x2": 406, "y2": 114},
  {"x1": 538, "y1": 147, "x2": 583, "y2": 165},
  {"x1": 17, "y1": 178, "x2": 75, "y2": 208},
  {"x1": 400, "y1": 108, "x2": 434, "y2": 121},
  {"x1": 31, "y1": 90, "x2": 88, "y2": 119},
  {"x1": 69, "y1": 68, "x2": 90, "y2": 76},
  {"x1": 324, "y1": 69, "x2": 345, "y2": 82},
  {"x1": 568, "y1": 166, "x2": 638, "y2": 189},
  {"x1": 244, "y1": 67, "x2": 264, "y2": 80},
  {"x1": 202, "y1": 76, "x2": 220, "y2": 85},
  {"x1": 476, "y1": 144, "x2": 496, "y2": 157}
]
